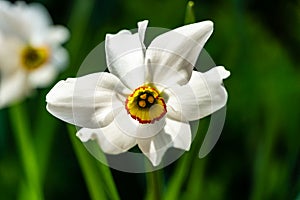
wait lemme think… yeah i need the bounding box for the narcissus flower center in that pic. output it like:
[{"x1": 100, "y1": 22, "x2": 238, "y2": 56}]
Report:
[
  {"x1": 21, "y1": 46, "x2": 49, "y2": 71},
  {"x1": 125, "y1": 86, "x2": 167, "y2": 124}
]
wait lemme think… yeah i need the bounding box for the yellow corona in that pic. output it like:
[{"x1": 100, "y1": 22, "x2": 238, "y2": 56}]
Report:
[
  {"x1": 21, "y1": 46, "x2": 49, "y2": 71},
  {"x1": 125, "y1": 86, "x2": 167, "y2": 124}
]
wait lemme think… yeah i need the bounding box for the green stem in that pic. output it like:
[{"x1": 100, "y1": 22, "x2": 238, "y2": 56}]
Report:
[
  {"x1": 164, "y1": 155, "x2": 192, "y2": 200},
  {"x1": 34, "y1": 116, "x2": 57, "y2": 182},
  {"x1": 96, "y1": 161, "x2": 120, "y2": 200},
  {"x1": 184, "y1": 158, "x2": 206, "y2": 199},
  {"x1": 164, "y1": 120, "x2": 209, "y2": 200},
  {"x1": 86, "y1": 138, "x2": 120, "y2": 200},
  {"x1": 250, "y1": 117, "x2": 278, "y2": 200},
  {"x1": 9, "y1": 103, "x2": 44, "y2": 200},
  {"x1": 68, "y1": 125, "x2": 107, "y2": 200},
  {"x1": 68, "y1": 124, "x2": 109, "y2": 200},
  {"x1": 34, "y1": 90, "x2": 59, "y2": 182},
  {"x1": 145, "y1": 170, "x2": 162, "y2": 200}
]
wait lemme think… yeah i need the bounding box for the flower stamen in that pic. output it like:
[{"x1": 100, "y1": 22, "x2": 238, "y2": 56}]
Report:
[
  {"x1": 147, "y1": 96, "x2": 154, "y2": 104},
  {"x1": 138, "y1": 100, "x2": 147, "y2": 108}
]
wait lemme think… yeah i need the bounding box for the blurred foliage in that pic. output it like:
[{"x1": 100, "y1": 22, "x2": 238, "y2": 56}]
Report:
[{"x1": 1, "y1": 0, "x2": 300, "y2": 199}]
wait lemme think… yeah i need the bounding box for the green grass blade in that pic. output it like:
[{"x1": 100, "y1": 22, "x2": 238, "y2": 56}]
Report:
[
  {"x1": 78, "y1": 135, "x2": 120, "y2": 200},
  {"x1": 68, "y1": 124, "x2": 107, "y2": 200},
  {"x1": 34, "y1": 90, "x2": 59, "y2": 182},
  {"x1": 96, "y1": 161, "x2": 120, "y2": 200},
  {"x1": 145, "y1": 170, "x2": 163, "y2": 200},
  {"x1": 164, "y1": 119, "x2": 209, "y2": 200},
  {"x1": 9, "y1": 103, "x2": 44, "y2": 200},
  {"x1": 62, "y1": 0, "x2": 96, "y2": 78}
]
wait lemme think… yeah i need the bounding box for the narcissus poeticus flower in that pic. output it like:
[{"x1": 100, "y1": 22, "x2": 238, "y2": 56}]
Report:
[
  {"x1": 46, "y1": 20, "x2": 230, "y2": 166},
  {"x1": 0, "y1": 1, "x2": 69, "y2": 108}
]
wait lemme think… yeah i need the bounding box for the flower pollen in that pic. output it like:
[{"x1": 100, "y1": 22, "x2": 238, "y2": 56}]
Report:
[
  {"x1": 126, "y1": 86, "x2": 167, "y2": 124},
  {"x1": 21, "y1": 46, "x2": 49, "y2": 71}
]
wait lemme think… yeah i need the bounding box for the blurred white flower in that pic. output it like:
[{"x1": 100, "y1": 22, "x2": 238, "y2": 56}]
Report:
[
  {"x1": 0, "y1": 1, "x2": 69, "y2": 108},
  {"x1": 46, "y1": 20, "x2": 230, "y2": 166}
]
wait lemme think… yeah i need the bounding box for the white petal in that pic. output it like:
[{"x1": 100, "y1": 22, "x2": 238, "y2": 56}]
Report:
[
  {"x1": 0, "y1": 1, "x2": 52, "y2": 41},
  {"x1": 46, "y1": 72, "x2": 130, "y2": 128},
  {"x1": 28, "y1": 64, "x2": 58, "y2": 87},
  {"x1": 0, "y1": 1, "x2": 28, "y2": 39},
  {"x1": 146, "y1": 21, "x2": 213, "y2": 86},
  {"x1": 164, "y1": 117, "x2": 191, "y2": 151},
  {"x1": 77, "y1": 120, "x2": 136, "y2": 154},
  {"x1": 19, "y1": 2, "x2": 52, "y2": 28},
  {"x1": 105, "y1": 21, "x2": 147, "y2": 90},
  {"x1": 46, "y1": 25, "x2": 69, "y2": 44},
  {"x1": 138, "y1": 131, "x2": 172, "y2": 166},
  {"x1": 113, "y1": 107, "x2": 166, "y2": 139},
  {"x1": 76, "y1": 128, "x2": 97, "y2": 142},
  {"x1": 0, "y1": 35, "x2": 23, "y2": 74},
  {"x1": 19, "y1": 2, "x2": 52, "y2": 43},
  {"x1": 0, "y1": 69, "x2": 29, "y2": 108},
  {"x1": 137, "y1": 20, "x2": 148, "y2": 52},
  {"x1": 137, "y1": 117, "x2": 191, "y2": 166},
  {"x1": 51, "y1": 46, "x2": 69, "y2": 70},
  {"x1": 167, "y1": 66, "x2": 230, "y2": 121}
]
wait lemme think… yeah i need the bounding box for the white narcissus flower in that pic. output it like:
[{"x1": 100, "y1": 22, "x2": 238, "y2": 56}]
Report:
[
  {"x1": 46, "y1": 20, "x2": 230, "y2": 166},
  {"x1": 0, "y1": 1, "x2": 69, "y2": 108}
]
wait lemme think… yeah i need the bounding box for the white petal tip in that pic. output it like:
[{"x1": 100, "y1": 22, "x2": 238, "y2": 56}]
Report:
[
  {"x1": 184, "y1": 144, "x2": 191, "y2": 151},
  {"x1": 148, "y1": 156, "x2": 161, "y2": 167},
  {"x1": 138, "y1": 20, "x2": 149, "y2": 27},
  {"x1": 45, "y1": 80, "x2": 65, "y2": 103},
  {"x1": 203, "y1": 20, "x2": 214, "y2": 27},
  {"x1": 51, "y1": 26, "x2": 70, "y2": 43},
  {"x1": 195, "y1": 20, "x2": 214, "y2": 33},
  {"x1": 216, "y1": 66, "x2": 230, "y2": 79},
  {"x1": 173, "y1": 140, "x2": 191, "y2": 152},
  {"x1": 105, "y1": 33, "x2": 113, "y2": 40},
  {"x1": 106, "y1": 30, "x2": 131, "y2": 41},
  {"x1": 76, "y1": 129, "x2": 97, "y2": 142}
]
